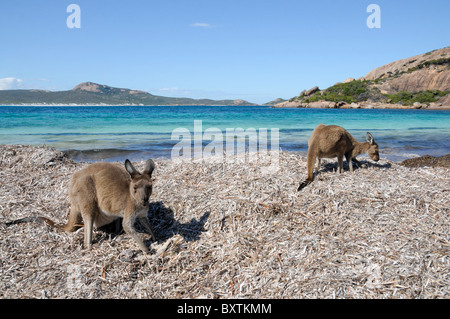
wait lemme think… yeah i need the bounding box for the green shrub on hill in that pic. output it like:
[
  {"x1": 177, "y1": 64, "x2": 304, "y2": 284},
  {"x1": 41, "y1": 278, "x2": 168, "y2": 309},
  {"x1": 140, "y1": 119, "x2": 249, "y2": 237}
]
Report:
[
  {"x1": 303, "y1": 80, "x2": 380, "y2": 104},
  {"x1": 385, "y1": 90, "x2": 449, "y2": 105},
  {"x1": 407, "y1": 57, "x2": 450, "y2": 73},
  {"x1": 298, "y1": 79, "x2": 449, "y2": 106}
]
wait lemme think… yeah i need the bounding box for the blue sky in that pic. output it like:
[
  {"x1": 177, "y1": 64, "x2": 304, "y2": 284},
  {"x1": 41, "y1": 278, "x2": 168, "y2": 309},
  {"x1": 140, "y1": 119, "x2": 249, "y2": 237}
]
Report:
[{"x1": 0, "y1": 0, "x2": 448, "y2": 104}]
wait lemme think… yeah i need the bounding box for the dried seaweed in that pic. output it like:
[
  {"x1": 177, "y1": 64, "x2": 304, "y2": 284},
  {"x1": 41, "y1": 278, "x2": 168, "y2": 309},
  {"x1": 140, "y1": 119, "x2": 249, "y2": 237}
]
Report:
[{"x1": 0, "y1": 145, "x2": 448, "y2": 298}]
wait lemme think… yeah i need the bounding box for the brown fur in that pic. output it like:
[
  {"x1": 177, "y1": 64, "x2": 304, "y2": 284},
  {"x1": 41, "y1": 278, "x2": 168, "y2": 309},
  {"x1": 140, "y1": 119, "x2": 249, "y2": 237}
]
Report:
[
  {"x1": 6, "y1": 159, "x2": 156, "y2": 253},
  {"x1": 298, "y1": 124, "x2": 379, "y2": 191}
]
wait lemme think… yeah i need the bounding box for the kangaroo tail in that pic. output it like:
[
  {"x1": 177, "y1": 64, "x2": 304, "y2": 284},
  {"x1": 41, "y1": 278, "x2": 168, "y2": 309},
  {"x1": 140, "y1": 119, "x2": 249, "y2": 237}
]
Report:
[{"x1": 5, "y1": 216, "x2": 60, "y2": 228}]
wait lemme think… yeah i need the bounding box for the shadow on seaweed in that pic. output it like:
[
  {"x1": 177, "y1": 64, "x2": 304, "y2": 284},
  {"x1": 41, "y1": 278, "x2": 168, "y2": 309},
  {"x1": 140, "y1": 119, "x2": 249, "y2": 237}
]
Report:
[
  {"x1": 95, "y1": 201, "x2": 209, "y2": 248},
  {"x1": 146, "y1": 201, "x2": 210, "y2": 244},
  {"x1": 298, "y1": 159, "x2": 393, "y2": 191},
  {"x1": 319, "y1": 159, "x2": 392, "y2": 174}
]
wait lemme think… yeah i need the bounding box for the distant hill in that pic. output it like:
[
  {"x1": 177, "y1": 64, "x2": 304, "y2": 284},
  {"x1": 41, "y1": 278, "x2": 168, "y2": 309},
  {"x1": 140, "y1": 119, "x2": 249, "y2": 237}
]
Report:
[
  {"x1": 274, "y1": 47, "x2": 450, "y2": 109},
  {"x1": 263, "y1": 98, "x2": 287, "y2": 106},
  {"x1": 0, "y1": 82, "x2": 257, "y2": 106}
]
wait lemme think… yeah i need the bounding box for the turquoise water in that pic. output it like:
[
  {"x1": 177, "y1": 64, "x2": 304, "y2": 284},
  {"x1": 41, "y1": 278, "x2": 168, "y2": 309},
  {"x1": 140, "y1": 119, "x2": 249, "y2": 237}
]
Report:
[{"x1": 0, "y1": 105, "x2": 449, "y2": 162}]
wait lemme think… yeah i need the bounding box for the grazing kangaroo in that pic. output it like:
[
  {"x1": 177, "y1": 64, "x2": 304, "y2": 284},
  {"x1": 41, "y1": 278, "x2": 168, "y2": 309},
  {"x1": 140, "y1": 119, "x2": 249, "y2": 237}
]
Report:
[
  {"x1": 6, "y1": 159, "x2": 156, "y2": 253},
  {"x1": 298, "y1": 124, "x2": 379, "y2": 191}
]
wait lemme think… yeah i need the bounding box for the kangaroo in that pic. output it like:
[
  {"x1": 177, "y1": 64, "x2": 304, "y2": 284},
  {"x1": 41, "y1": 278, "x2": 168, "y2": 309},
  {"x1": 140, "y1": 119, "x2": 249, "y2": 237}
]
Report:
[
  {"x1": 6, "y1": 159, "x2": 156, "y2": 253},
  {"x1": 298, "y1": 124, "x2": 379, "y2": 191}
]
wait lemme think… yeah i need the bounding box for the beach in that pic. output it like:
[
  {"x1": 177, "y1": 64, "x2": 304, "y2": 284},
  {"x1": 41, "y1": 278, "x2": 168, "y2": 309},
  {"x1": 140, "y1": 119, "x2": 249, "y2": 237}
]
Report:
[{"x1": 1, "y1": 144, "x2": 448, "y2": 298}]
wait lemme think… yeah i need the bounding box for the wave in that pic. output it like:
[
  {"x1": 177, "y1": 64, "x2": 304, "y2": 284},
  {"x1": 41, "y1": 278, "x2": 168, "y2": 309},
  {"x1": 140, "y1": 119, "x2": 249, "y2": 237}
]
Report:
[
  {"x1": 10, "y1": 131, "x2": 172, "y2": 137},
  {"x1": 407, "y1": 127, "x2": 439, "y2": 130},
  {"x1": 65, "y1": 149, "x2": 136, "y2": 162}
]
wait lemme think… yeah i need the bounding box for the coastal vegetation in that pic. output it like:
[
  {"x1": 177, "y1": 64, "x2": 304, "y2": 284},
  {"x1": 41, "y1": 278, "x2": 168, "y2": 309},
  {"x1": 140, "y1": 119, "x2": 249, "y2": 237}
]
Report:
[
  {"x1": 294, "y1": 79, "x2": 449, "y2": 106},
  {"x1": 407, "y1": 57, "x2": 450, "y2": 73},
  {"x1": 300, "y1": 80, "x2": 379, "y2": 104},
  {"x1": 385, "y1": 90, "x2": 449, "y2": 105}
]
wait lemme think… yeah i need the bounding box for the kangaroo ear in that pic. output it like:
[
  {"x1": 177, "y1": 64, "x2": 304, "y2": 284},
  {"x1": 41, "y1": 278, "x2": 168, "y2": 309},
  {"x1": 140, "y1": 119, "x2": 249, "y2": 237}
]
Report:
[
  {"x1": 143, "y1": 159, "x2": 155, "y2": 177},
  {"x1": 366, "y1": 132, "x2": 375, "y2": 145},
  {"x1": 124, "y1": 159, "x2": 139, "y2": 178}
]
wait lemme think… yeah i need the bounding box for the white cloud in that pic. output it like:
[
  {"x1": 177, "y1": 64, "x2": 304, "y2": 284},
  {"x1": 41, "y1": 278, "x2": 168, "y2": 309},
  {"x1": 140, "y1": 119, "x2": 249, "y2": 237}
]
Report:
[
  {"x1": 0, "y1": 77, "x2": 23, "y2": 90},
  {"x1": 190, "y1": 22, "x2": 214, "y2": 28}
]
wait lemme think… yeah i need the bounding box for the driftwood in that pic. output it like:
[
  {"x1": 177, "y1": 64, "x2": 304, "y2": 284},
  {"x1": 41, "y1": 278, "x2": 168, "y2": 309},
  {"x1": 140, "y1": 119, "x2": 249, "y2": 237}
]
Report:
[{"x1": 1, "y1": 145, "x2": 448, "y2": 298}]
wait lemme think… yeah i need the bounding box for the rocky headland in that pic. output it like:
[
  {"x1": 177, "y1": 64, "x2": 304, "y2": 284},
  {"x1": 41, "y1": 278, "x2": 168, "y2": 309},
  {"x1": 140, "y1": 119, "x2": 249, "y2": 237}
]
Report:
[{"x1": 274, "y1": 47, "x2": 450, "y2": 110}]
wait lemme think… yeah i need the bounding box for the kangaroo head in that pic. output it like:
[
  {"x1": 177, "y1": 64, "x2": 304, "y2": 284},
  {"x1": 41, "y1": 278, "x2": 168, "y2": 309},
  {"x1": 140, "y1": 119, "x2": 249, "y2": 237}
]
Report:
[
  {"x1": 366, "y1": 132, "x2": 379, "y2": 162},
  {"x1": 124, "y1": 159, "x2": 155, "y2": 206}
]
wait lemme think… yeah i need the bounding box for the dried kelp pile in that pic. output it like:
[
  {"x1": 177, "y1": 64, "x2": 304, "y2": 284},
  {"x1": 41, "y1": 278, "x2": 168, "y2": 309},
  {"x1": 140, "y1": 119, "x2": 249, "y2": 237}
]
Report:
[{"x1": 0, "y1": 145, "x2": 449, "y2": 298}]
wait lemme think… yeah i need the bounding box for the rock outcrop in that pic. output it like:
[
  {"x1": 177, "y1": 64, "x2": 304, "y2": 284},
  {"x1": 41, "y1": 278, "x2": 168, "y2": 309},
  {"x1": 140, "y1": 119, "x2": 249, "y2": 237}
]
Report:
[
  {"x1": 365, "y1": 47, "x2": 450, "y2": 94},
  {"x1": 304, "y1": 86, "x2": 320, "y2": 97},
  {"x1": 72, "y1": 82, "x2": 104, "y2": 93},
  {"x1": 364, "y1": 47, "x2": 449, "y2": 82},
  {"x1": 438, "y1": 94, "x2": 450, "y2": 106},
  {"x1": 374, "y1": 68, "x2": 450, "y2": 94}
]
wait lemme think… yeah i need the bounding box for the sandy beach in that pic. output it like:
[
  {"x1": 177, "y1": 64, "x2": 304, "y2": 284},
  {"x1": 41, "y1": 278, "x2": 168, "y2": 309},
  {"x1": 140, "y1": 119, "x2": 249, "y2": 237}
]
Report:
[{"x1": 1, "y1": 145, "x2": 449, "y2": 298}]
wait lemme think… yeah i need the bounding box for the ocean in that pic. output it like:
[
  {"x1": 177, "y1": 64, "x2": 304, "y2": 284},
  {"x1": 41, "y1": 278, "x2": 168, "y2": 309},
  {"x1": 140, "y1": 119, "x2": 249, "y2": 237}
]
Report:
[{"x1": 0, "y1": 105, "x2": 449, "y2": 162}]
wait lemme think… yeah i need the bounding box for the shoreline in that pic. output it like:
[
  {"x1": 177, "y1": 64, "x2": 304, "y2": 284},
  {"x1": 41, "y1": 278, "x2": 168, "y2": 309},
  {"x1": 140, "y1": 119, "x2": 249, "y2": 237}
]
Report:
[
  {"x1": 1, "y1": 144, "x2": 449, "y2": 298},
  {"x1": 1, "y1": 143, "x2": 448, "y2": 164},
  {"x1": 272, "y1": 101, "x2": 450, "y2": 110},
  {"x1": 2, "y1": 143, "x2": 449, "y2": 166}
]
